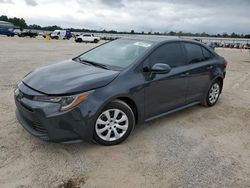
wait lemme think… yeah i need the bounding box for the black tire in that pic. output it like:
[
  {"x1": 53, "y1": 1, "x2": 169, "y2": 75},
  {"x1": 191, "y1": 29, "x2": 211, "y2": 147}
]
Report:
[
  {"x1": 75, "y1": 38, "x2": 82, "y2": 43},
  {"x1": 94, "y1": 39, "x2": 98, "y2": 43},
  {"x1": 93, "y1": 100, "x2": 135, "y2": 146},
  {"x1": 203, "y1": 80, "x2": 221, "y2": 107}
]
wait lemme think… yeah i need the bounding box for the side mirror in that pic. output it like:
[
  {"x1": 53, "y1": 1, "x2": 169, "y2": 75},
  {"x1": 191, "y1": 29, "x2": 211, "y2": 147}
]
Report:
[{"x1": 150, "y1": 63, "x2": 171, "y2": 74}]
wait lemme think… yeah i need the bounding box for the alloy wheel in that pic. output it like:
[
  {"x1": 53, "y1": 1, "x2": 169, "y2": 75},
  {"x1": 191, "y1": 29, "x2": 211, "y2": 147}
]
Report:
[
  {"x1": 95, "y1": 109, "x2": 129, "y2": 142},
  {"x1": 208, "y1": 83, "x2": 220, "y2": 104}
]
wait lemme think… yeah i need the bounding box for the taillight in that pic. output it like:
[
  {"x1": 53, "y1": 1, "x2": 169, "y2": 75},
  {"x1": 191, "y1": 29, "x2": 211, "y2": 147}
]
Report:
[{"x1": 224, "y1": 59, "x2": 228, "y2": 69}]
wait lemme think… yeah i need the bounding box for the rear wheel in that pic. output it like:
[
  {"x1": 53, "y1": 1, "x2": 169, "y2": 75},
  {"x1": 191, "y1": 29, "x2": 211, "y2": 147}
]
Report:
[
  {"x1": 76, "y1": 38, "x2": 82, "y2": 43},
  {"x1": 204, "y1": 80, "x2": 221, "y2": 106},
  {"x1": 93, "y1": 100, "x2": 135, "y2": 146}
]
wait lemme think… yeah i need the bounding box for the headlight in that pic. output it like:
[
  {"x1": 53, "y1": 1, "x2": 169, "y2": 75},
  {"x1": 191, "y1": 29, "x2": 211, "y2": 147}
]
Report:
[
  {"x1": 33, "y1": 91, "x2": 93, "y2": 111},
  {"x1": 33, "y1": 96, "x2": 62, "y2": 102}
]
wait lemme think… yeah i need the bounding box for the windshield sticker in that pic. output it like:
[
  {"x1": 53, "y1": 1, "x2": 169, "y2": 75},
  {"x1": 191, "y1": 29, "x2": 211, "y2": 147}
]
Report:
[{"x1": 133, "y1": 42, "x2": 152, "y2": 48}]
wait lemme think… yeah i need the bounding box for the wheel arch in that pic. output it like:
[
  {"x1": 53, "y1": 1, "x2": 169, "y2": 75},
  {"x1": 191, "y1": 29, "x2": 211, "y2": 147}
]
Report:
[
  {"x1": 116, "y1": 97, "x2": 138, "y2": 124},
  {"x1": 201, "y1": 76, "x2": 224, "y2": 106},
  {"x1": 98, "y1": 95, "x2": 139, "y2": 125},
  {"x1": 213, "y1": 76, "x2": 224, "y2": 93}
]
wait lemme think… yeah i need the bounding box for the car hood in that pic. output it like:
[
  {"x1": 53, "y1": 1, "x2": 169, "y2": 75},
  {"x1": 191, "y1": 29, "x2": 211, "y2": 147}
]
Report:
[{"x1": 22, "y1": 60, "x2": 120, "y2": 95}]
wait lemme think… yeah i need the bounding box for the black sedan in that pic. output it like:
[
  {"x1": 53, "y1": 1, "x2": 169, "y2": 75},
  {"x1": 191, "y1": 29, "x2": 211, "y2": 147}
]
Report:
[
  {"x1": 15, "y1": 38, "x2": 227, "y2": 145},
  {"x1": 18, "y1": 30, "x2": 38, "y2": 38}
]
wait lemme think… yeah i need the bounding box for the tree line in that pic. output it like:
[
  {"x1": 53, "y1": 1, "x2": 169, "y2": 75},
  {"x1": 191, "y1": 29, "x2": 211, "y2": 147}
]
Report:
[{"x1": 1, "y1": 15, "x2": 249, "y2": 38}]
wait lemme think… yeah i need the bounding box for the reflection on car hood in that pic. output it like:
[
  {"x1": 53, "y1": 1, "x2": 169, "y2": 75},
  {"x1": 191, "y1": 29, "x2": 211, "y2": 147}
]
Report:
[{"x1": 22, "y1": 60, "x2": 120, "y2": 95}]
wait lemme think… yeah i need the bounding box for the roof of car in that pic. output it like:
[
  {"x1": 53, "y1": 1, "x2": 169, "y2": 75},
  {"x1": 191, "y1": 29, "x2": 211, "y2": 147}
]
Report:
[{"x1": 120, "y1": 36, "x2": 200, "y2": 44}]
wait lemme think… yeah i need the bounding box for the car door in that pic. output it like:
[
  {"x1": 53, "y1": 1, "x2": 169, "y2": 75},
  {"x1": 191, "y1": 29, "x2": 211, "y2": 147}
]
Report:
[
  {"x1": 60, "y1": 31, "x2": 66, "y2": 39},
  {"x1": 86, "y1": 34, "x2": 92, "y2": 42},
  {"x1": 144, "y1": 42, "x2": 189, "y2": 119},
  {"x1": 183, "y1": 42, "x2": 214, "y2": 102}
]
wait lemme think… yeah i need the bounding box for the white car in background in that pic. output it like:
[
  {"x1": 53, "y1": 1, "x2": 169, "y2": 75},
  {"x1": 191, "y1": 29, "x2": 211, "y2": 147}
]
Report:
[
  {"x1": 75, "y1": 34, "x2": 100, "y2": 43},
  {"x1": 50, "y1": 30, "x2": 72, "y2": 40},
  {"x1": 13, "y1": 29, "x2": 22, "y2": 35}
]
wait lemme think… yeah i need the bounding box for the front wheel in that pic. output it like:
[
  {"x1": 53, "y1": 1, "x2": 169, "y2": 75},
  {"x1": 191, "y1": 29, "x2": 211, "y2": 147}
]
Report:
[
  {"x1": 93, "y1": 100, "x2": 135, "y2": 146},
  {"x1": 204, "y1": 80, "x2": 221, "y2": 106}
]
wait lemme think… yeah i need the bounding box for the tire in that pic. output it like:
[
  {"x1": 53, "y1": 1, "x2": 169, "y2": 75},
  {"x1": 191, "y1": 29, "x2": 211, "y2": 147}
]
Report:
[
  {"x1": 203, "y1": 80, "x2": 221, "y2": 106},
  {"x1": 93, "y1": 100, "x2": 135, "y2": 146},
  {"x1": 76, "y1": 38, "x2": 82, "y2": 43},
  {"x1": 94, "y1": 39, "x2": 98, "y2": 43}
]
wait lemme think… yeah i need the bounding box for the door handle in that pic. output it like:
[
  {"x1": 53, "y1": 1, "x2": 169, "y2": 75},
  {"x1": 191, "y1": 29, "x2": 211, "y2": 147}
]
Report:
[
  {"x1": 206, "y1": 65, "x2": 213, "y2": 70},
  {"x1": 180, "y1": 72, "x2": 189, "y2": 77}
]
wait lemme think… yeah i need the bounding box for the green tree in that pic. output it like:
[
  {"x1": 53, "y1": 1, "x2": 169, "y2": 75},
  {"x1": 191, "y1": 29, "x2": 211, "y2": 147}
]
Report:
[
  {"x1": 244, "y1": 34, "x2": 250, "y2": 38},
  {"x1": 0, "y1": 15, "x2": 8, "y2": 21},
  {"x1": 28, "y1": 24, "x2": 42, "y2": 30},
  {"x1": 0, "y1": 15, "x2": 28, "y2": 29}
]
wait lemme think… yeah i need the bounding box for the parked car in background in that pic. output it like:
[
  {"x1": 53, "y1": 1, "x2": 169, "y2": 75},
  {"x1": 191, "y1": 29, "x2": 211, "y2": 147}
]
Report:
[
  {"x1": 233, "y1": 43, "x2": 240, "y2": 49},
  {"x1": 223, "y1": 43, "x2": 231, "y2": 48},
  {"x1": 13, "y1": 29, "x2": 22, "y2": 35},
  {"x1": 243, "y1": 43, "x2": 250, "y2": 49},
  {"x1": 205, "y1": 42, "x2": 217, "y2": 50},
  {"x1": 38, "y1": 31, "x2": 45, "y2": 37},
  {"x1": 101, "y1": 36, "x2": 119, "y2": 41},
  {"x1": 15, "y1": 38, "x2": 227, "y2": 145},
  {"x1": 75, "y1": 34, "x2": 100, "y2": 43},
  {"x1": 18, "y1": 30, "x2": 38, "y2": 38},
  {"x1": 50, "y1": 30, "x2": 72, "y2": 40},
  {"x1": 0, "y1": 21, "x2": 15, "y2": 37}
]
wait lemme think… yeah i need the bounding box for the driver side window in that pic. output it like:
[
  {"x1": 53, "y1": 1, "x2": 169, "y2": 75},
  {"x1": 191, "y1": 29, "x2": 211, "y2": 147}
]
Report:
[{"x1": 149, "y1": 42, "x2": 186, "y2": 68}]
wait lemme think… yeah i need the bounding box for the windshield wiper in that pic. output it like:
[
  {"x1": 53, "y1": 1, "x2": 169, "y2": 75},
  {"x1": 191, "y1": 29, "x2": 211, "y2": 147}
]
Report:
[{"x1": 79, "y1": 59, "x2": 110, "y2": 70}]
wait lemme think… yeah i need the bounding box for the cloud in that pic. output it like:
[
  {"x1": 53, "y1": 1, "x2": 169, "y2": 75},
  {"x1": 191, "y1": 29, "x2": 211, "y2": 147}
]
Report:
[
  {"x1": 0, "y1": 0, "x2": 249, "y2": 34},
  {"x1": 24, "y1": 0, "x2": 38, "y2": 6},
  {"x1": 100, "y1": 0, "x2": 124, "y2": 8},
  {"x1": 0, "y1": 0, "x2": 13, "y2": 3}
]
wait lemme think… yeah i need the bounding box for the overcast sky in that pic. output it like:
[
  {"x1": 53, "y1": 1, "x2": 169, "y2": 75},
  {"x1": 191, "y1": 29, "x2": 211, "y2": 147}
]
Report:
[{"x1": 0, "y1": 0, "x2": 249, "y2": 34}]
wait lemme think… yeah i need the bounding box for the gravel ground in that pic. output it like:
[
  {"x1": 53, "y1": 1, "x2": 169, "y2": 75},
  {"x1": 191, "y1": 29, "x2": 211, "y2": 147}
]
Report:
[{"x1": 0, "y1": 36, "x2": 250, "y2": 188}]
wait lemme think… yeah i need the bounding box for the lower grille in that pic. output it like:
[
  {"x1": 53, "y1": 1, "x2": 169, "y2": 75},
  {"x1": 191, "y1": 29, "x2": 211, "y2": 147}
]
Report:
[
  {"x1": 24, "y1": 116, "x2": 48, "y2": 134},
  {"x1": 31, "y1": 123, "x2": 47, "y2": 133}
]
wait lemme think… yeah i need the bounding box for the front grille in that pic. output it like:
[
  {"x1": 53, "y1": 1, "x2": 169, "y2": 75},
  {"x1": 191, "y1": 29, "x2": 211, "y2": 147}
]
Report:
[{"x1": 20, "y1": 101, "x2": 34, "y2": 112}]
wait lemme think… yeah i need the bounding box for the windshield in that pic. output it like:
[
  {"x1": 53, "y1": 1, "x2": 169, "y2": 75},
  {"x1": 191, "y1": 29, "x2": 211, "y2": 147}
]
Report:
[{"x1": 78, "y1": 39, "x2": 153, "y2": 69}]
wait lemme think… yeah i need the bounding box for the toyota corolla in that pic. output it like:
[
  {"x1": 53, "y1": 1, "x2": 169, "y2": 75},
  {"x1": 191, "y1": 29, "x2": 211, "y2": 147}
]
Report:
[{"x1": 14, "y1": 38, "x2": 227, "y2": 145}]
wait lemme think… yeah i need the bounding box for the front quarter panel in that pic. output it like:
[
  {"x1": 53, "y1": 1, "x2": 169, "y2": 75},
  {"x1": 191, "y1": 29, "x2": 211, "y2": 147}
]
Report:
[{"x1": 81, "y1": 69, "x2": 146, "y2": 139}]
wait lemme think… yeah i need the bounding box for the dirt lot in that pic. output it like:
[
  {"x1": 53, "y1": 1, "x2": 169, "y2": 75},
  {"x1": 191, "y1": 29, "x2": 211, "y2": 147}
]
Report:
[{"x1": 0, "y1": 36, "x2": 250, "y2": 188}]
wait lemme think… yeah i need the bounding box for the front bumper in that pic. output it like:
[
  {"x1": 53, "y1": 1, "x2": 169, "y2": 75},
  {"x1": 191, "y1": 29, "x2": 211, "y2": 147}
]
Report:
[{"x1": 14, "y1": 83, "x2": 94, "y2": 143}]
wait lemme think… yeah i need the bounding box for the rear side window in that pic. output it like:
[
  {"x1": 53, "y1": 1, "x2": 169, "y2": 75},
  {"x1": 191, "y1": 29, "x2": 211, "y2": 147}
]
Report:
[
  {"x1": 150, "y1": 42, "x2": 185, "y2": 68},
  {"x1": 184, "y1": 43, "x2": 204, "y2": 64},
  {"x1": 202, "y1": 47, "x2": 213, "y2": 60}
]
